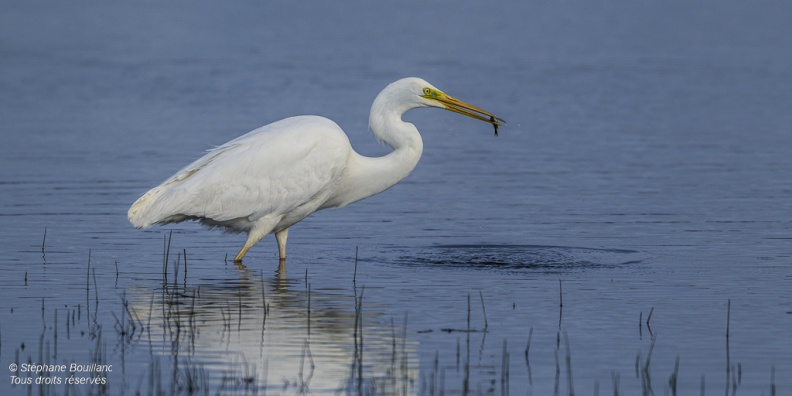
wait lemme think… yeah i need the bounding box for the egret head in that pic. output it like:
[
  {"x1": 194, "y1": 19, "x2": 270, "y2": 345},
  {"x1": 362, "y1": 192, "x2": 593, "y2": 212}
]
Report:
[
  {"x1": 370, "y1": 77, "x2": 505, "y2": 138},
  {"x1": 418, "y1": 83, "x2": 505, "y2": 130}
]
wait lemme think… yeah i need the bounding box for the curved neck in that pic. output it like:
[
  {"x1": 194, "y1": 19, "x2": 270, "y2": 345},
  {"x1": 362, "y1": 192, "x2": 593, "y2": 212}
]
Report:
[{"x1": 325, "y1": 107, "x2": 424, "y2": 208}]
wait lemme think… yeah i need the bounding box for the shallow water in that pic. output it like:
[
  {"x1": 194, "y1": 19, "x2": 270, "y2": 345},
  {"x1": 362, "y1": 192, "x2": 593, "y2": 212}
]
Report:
[{"x1": 1, "y1": 0, "x2": 791, "y2": 394}]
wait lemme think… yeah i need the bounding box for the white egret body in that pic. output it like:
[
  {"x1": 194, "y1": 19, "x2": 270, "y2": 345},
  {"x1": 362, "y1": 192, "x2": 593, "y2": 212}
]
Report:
[{"x1": 129, "y1": 77, "x2": 504, "y2": 262}]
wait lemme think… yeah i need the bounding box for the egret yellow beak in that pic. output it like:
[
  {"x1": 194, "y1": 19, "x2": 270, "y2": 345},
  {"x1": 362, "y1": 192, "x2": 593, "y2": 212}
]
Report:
[{"x1": 422, "y1": 89, "x2": 506, "y2": 135}]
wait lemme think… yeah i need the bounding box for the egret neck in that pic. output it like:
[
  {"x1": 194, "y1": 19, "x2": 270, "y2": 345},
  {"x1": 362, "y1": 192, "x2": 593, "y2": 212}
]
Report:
[{"x1": 324, "y1": 86, "x2": 424, "y2": 208}]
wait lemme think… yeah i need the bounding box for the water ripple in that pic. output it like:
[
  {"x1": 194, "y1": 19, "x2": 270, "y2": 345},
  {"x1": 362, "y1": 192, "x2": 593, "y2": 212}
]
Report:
[{"x1": 396, "y1": 244, "x2": 647, "y2": 273}]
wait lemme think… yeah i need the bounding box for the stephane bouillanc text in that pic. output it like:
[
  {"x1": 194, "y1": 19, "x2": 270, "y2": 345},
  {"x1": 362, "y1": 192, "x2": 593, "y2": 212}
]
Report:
[{"x1": 9, "y1": 362, "x2": 112, "y2": 386}]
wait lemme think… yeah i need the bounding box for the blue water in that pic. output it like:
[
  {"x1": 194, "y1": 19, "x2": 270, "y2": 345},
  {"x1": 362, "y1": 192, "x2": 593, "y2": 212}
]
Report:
[{"x1": 1, "y1": 1, "x2": 790, "y2": 394}]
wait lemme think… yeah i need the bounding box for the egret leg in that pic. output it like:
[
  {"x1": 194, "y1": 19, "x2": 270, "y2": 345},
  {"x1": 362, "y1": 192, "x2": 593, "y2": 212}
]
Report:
[
  {"x1": 235, "y1": 218, "x2": 279, "y2": 262},
  {"x1": 233, "y1": 245, "x2": 251, "y2": 263},
  {"x1": 275, "y1": 228, "x2": 289, "y2": 259},
  {"x1": 277, "y1": 258, "x2": 286, "y2": 278}
]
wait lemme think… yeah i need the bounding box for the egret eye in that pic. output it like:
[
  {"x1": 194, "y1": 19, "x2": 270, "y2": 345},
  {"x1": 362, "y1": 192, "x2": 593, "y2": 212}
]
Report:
[{"x1": 423, "y1": 88, "x2": 431, "y2": 95}]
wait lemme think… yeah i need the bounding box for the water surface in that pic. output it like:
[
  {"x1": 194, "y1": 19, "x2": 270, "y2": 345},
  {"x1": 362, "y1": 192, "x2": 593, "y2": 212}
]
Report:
[{"x1": 1, "y1": 1, "x2": 790, "y2": 394}]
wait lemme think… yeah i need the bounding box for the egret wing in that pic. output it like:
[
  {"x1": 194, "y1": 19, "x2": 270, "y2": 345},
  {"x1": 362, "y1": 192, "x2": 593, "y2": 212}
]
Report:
[{"x1": 129, "y1": 116, "x2": 350, "y2": 230}]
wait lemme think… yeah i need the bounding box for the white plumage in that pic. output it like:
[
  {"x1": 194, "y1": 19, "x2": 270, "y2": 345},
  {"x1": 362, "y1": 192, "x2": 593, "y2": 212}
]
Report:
[{"x1": 129, "y1": 77, "x2": 503, "y2": 263}]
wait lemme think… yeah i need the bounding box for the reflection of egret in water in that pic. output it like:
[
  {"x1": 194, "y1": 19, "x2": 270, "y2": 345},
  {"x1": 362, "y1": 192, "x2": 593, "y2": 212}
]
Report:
[{"x1": 128, "y1": 263, "x2": 417, "y2": 394}]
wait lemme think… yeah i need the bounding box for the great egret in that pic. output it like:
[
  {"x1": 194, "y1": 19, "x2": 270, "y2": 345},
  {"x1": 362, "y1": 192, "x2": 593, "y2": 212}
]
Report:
[{"x1": 129, "y1": 77, "x2": 504, "y2": 262}]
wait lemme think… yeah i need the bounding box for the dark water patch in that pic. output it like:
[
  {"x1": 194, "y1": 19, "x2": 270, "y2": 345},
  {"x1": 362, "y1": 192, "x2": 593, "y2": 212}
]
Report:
[{"x1": 395, "y1": 244, "x2": 647, "y2": 274}]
